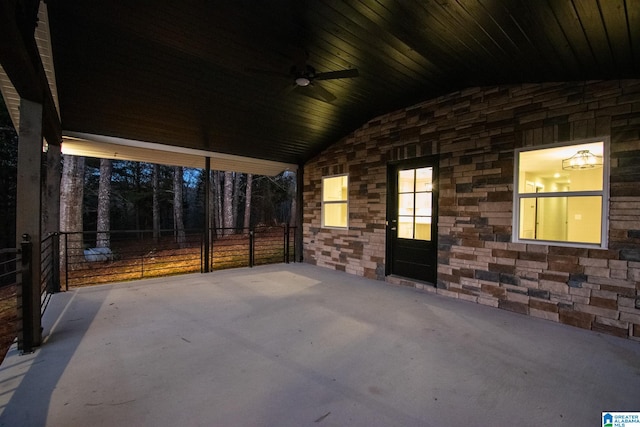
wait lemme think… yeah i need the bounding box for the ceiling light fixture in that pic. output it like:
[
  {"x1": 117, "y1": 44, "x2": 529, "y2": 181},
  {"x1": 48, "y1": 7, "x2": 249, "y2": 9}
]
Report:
[
  {"x1": 295, "y1": 76, "x2": 311, "y2": 87},
  {"x1": 562, "y1": 150, "x2": 603, "y2": 170}
]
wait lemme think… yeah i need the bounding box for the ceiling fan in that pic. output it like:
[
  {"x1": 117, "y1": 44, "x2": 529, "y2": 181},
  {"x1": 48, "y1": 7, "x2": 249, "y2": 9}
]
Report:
[
  {"x1": 247, "y1": 55, "x2": 359, "y2": 103},
  {"x1": 285, "y1": 63, "x2": 359, "y2": 103}
]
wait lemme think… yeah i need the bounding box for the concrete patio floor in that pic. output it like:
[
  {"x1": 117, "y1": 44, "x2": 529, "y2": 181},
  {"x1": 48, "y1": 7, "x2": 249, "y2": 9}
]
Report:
[{"x1": 0, "y1": 263, "x2": 638, "y2": 426}]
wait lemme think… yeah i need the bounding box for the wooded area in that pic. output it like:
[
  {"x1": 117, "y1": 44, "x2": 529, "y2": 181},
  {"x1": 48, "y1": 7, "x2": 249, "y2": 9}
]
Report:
[
  {"x1": 0, "y1": 97, "x2": 17, "y2": 251},
  {"x1": 76, "y1": 158, "x2": 296, "y2": 239},
  {"x1": 0, "y1": 97, "x2": 296, "y2": 252}
]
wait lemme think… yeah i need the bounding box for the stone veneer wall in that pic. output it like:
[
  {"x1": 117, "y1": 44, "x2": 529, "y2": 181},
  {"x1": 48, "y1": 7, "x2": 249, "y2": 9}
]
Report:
[{"x1": 303, "y1": 80, "x2": 640, "y2": 340}]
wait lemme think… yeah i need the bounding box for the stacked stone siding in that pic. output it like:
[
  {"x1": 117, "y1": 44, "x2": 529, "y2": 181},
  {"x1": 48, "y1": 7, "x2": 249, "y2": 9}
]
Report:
[{"x1": 303, "y1": 80, "x2": 640, "y2": 340}]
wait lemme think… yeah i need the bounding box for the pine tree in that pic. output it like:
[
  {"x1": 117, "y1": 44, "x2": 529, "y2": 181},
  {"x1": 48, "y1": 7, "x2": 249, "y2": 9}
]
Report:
[
  {"x1": 60, "y1": 155, "x2": 85, "y2": 269},
  {"x1": 96, "y1": 159, "x2": 112, "y2": 248},
  {"x1": 173, "y1": 166, "x2": 186, "y2": 245}
]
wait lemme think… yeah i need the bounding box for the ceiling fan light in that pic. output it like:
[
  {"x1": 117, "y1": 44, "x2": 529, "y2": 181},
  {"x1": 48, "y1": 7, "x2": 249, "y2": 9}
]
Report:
[{"x1": 295, "y1": 76, "x2": 311, "y2": 87}]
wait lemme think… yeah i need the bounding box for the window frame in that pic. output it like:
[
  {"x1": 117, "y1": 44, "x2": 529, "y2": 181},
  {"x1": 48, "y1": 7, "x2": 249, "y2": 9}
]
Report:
[
  {"x1": 321, "y1": 174, "x2": 349, "y2": 229},
  {"x1": 397, "y1": 166, "x2": 434, "y2": 241},
  {"x1": 512, "y1": 137, "x2": 610, "y2": 249}
]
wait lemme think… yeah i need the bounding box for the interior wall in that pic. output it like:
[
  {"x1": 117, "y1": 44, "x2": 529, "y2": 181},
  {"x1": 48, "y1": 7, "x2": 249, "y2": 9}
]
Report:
[{"x1": 303, "y1": 80, "x2": 640, "y2": 340}]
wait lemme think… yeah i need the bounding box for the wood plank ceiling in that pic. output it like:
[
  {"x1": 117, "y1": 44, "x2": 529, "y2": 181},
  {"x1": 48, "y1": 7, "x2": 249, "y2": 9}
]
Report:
[{"x1": 44, "y1": 0, "x2": 639, "y2": 166}]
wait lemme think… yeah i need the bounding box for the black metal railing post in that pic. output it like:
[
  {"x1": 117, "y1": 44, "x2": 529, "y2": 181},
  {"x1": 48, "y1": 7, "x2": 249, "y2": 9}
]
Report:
[
  {"x1": 292, "y1": 226, "x2": 297, "y2": 263},
  {"x1": 19, "y1": 234, "x2": 34, "y2": 354},
  {"x1": 64, "y1": 232, "x2": 69, "y2": 291},
  {"x1": 50, "y1": 233, "x2": 61, "y2": 293},
  {"x1": 202, "y1": 229, "x2": 209, "y2": 273},
  {"x1": 249, "y1": 229, "x2": 254, "y2": 268},
  {"x1": 284, "y1": 224, "x2": 290, "y2": 263},
  {"x1": 210, "y1": 228, "x2": 215, "y2": 271}
]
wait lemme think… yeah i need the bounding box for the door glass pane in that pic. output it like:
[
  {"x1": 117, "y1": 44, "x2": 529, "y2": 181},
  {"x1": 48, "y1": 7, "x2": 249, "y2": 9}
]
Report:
[
  {"x1": 414, "y1": 216, "x2": 431, "y2": 241},
  {"x1": 415, "y1": 167, "x2": 432, "y2": 192},
  {"x1": 415, "y1": 193, "x2": 432, "y2": 216},
  {"x1": 398, "y1": 216, "x2": 414, "y2": 239},
  {"x1": 398, "y1": 194, "x2": 414, "y2": 216},
  {"x1": 399, "y1": 169, "x2": 414, "y2": 193}
]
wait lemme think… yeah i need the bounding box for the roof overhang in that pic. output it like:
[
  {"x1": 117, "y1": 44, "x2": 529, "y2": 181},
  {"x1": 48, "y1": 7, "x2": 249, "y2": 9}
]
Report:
[
  {"x1": 62, "y1": 132, "x2": 297, "y2": 176},
  {"x1": 0, "y1": 2, "x2": 60, "y2": 130},
  {"x1": 1, "y1": 1, "x2": 295, "y2": 176},
  {"x1": 0, "y1": 0, "x2": 61, "y2": 145}
]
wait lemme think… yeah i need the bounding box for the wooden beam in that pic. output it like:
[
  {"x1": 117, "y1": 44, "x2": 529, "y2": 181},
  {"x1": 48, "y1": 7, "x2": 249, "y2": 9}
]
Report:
[{"x1": 0, "y1": 0, "x2": 62, "y2": 145}]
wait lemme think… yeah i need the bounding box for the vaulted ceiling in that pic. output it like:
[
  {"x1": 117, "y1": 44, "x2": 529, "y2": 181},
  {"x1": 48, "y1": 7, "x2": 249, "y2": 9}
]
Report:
[{"x1": 5, "y1": 1, "x2": 640, "y2": 167}]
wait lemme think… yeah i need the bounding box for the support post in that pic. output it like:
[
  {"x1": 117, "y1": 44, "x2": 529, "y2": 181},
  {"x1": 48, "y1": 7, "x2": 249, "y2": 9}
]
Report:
[
  {"x1": 42, "y1": 143, "x2": 61, "y2": 235},
  {"x1": 44, "y1": 143, "x2": 61, "y2": 292},
  {"x1": 203, "y1": 157, "x2": 211, "y2": 273},
  {"x1": 19, "y1": 235, "x2": 34, "y2": 354},
  {"x1": 249, "y1": 229, "x2": 254, "y2": 268},
  {"x1": 284, "y1": 223, "x2": 290, "y2": 263},
  {"x1": 15, "y1": 98, "x2": 43, "y2": 349},
  {"x1": 295, "y1": 165, "x2": 304, "y2": 262}
]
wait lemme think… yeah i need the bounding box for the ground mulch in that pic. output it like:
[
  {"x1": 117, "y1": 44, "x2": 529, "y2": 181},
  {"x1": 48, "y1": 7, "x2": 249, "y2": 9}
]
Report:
[{"x1": 65, "y1": 230, "x2": 289, "y2": 288}]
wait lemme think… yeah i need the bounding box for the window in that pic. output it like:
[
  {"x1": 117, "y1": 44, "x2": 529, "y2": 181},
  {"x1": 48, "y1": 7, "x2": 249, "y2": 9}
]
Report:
[
  {"x1": 322, "y1": 174, "x2": 348, "y2": 228},
  {"x1": 398, "y1": 167, "x2": 433, "y2": 240},
  {"x1": 513, "y1": 138, "x2": 609, "y2": 248}
]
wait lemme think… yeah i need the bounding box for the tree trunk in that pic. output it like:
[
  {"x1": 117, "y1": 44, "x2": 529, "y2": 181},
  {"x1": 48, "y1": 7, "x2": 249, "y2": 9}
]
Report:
[
  {"x1": 60, "y1": 155, "x2": 85, "y2": 270},
  {"x1": 208, "y1": 170, "x2": 214, "y2": 230},
  {"x1": 213, "y1": 171, "x2": 222, "y2": 237},
  {"x1": 134, "y1": 163, "x2": 141, "y2": 237},
  {"x1": 232, "y1": 172, "x2": 241, "y2": 230},
  {"x1": 152, "y1": 164, "x2": 160, "y2": 242},
  {"x1": 243, "y1": 173, "x2": 252, "y2": 233},
  {"x1": 173, "y1": 166, "x2": 186, "y2": 246},
  {"x1": 223, "y1": 171, "x2": 233, "y2": 235},
  {"x1": 96, "y1": 158, "x2": 112, "y2": 248}
]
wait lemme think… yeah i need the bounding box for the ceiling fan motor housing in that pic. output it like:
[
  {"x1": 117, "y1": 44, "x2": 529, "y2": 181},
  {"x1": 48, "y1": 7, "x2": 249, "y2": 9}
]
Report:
[{"x1": 292, "y1": 65, "x2": 316, "y2": 86}]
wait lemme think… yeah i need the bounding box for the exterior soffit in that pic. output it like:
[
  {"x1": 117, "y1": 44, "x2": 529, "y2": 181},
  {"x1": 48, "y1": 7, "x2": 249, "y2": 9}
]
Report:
[
  {"x1": 0, "y1": 1, "x2": 59, "y2": 131},
  {"x1": 62, "y1": 132, "x2": 297, "y2": 176}
]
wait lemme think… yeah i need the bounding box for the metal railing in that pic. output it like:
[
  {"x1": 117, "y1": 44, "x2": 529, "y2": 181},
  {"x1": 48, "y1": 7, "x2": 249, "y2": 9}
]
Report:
[
  {"x1": 41, "y1": 233, "x2": 59, "y2": 312},
  {"x1": 209, "y1": 225, "x2": 296, "y2": 270},
  {"x1": 0, "y1": 231, "x2": 59, "y2": 357},
  {"x1": 62, "y1": 230, "x2": 204, "y2": 288},
  {"x1": 61, "y1": 225, "x2": 297, "y2": 289},
  {"x1": 0, "y1": 248, "x2": 19, "y2": 359},
  {"x1": 0, "y1": 226, "x2": 296, "y2": 358}
]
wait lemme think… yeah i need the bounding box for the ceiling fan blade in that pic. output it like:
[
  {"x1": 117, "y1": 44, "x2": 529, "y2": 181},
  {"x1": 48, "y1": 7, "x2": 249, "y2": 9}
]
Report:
[
  {"x1": 314, "y1": 69, "x2": 359, "y2": 80},
  {"x1": 302, "y1": 83, "x2": 337, "y2": 103}
]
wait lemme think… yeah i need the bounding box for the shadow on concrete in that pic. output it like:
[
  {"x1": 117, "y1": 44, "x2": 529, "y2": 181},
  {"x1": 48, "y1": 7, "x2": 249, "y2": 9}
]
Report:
[{"x1": 0, "y1": 287, "x2": 107, "y2": 426}]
